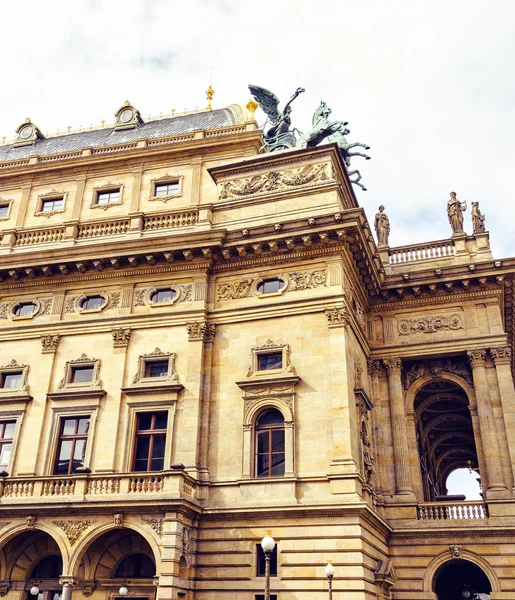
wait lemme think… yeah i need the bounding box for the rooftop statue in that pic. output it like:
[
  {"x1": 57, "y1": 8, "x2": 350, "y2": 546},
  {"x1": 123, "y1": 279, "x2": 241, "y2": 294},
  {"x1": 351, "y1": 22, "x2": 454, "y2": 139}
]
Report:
[
  {"x1": 447, "y1": 191, "x2": 467, "y2": 236},
  {"x1": 248, "y1": 85, "x2": 305, "y2": 151},
  {"x1": 471, "y1": 201, "x2": 486, "y2": 234},
  {"x1": 374, "y1": 205, "x2": 390, "y2": 247}
]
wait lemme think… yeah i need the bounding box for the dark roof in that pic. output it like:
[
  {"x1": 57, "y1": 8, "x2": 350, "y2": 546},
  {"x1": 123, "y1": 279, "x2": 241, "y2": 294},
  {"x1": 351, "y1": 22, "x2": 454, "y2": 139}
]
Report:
[{"x1": 0, "y1": 107, "x2": 243, "y2": 161}]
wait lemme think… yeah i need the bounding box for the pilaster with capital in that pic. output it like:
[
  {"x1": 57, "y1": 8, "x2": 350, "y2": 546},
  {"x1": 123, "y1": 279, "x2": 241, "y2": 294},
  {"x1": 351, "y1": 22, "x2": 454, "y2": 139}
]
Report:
[
  {"x1": 383, "y1": 358, "x2": 413, "y2": 495},
  {"x1": 490, "y1": 345, "x2": 515, "y2": 490},
  {"x1": 467, "y1": 349, "x2": 507, "y2": 493},
  {"x1": 367, "y1": 359, "x2": 387, "y2": 496}
]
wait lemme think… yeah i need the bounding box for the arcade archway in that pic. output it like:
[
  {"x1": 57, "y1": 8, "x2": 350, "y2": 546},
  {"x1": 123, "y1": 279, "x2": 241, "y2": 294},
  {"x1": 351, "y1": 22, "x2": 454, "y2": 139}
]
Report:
[
  {"x1": 414, "y1": 379, "x2": 480, "y2": 501},
  {"x1": 434, "y1": 560, "x2": 491, "y2": 599}
]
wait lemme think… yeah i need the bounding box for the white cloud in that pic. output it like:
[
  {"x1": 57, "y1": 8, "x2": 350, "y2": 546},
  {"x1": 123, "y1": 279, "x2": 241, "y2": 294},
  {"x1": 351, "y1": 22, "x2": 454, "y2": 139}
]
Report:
[{"x1": 0, "y1": 0, "x2": 514, "y2": 256}]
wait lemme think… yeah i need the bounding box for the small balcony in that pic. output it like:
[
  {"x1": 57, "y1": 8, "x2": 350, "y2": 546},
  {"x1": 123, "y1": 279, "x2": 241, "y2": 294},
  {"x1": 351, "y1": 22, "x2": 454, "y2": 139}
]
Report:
[{"x1": 417, "y1": 500, "x2": 488, "y2": 521}]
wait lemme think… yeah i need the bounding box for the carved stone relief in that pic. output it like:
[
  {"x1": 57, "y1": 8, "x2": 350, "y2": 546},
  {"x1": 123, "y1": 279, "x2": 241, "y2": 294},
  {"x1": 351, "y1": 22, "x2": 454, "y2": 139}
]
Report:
[
  {"x1": 403, "y1": 357, "x2": 472, "y2": 390},
  {"x1": 0, "y1": 297, "x2": 53, "y2": 321},
  {"x1": 64, "y1": 291, "x2": 122, "y2": 315},
  {"x1": 134, "y1": 284, "x2": 192, "y2": 307},
  {"x1": 41, "y1": 334, "x2": 60, "y2": 354},
  {"x1": 398, "y1": 314, "x2": 463, "y2": 336},
  {"x1": 216, "y1": 269, "x2": 327, "y2": 302},
  {"x1": 186, "y1": 321, "x2": 216, "y2": 343},
  {"x1": 141, "y1": 516, "x2": 163, "y2": 536},
  {"x1": 218, "y1": 162, "x2": 332, "y2": 201},
  {"x1": 181, "y1": 525, "x2": 197, "y2": 559},
  {"x1": 53, "y1": 519, "x2": 95, "y2": 546},
  {"x1": 112, "y1": 328, "x2": 132, "y2": 348}
]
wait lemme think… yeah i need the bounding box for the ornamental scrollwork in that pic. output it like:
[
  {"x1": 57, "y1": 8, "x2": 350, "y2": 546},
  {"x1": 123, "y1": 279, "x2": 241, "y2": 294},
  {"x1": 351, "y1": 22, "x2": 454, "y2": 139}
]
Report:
[
  {"x1": 53, "y1": 520, "x2": 96, "y2": 546},
  {"x1": 218, "y1": 163, "x2": 331, "y2": 201},
  {"x1": 490, "y1": 345, "x2": 512, "y2": 366},
  {"x1": 216, "y1": 279, "x2": 253, "y2": 301},
  {"x1": 288, "y1": 269, "x2": 327, "y2": 290},
  {"x1": 402, "y1": 357, "x2": 473, "y2": 390},
  {"x1": 397, "y1": 314, "x2": 463, "y2": 336},
  {"x1": 112, "y1": 328, "x2": 132, "y2": 348},
  {"x1": 141, "y1": 516, "x2": 163, "y2": 537}
]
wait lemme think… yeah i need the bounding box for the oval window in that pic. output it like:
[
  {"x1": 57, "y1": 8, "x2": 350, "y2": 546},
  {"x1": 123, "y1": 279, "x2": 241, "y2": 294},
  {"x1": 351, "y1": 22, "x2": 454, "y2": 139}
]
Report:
[
  {"x1": 81, "y1": 295, "x2": 105, "y2": 310},
  {"x1": 14, "y1": 302, "x2": 37, "y2": 317},
  {"x1": 150, "y1": 288, "x2": 176, "y2": 303},
  {"x1": 257, "y1": 278, "x2": 285, "y2": 295}
]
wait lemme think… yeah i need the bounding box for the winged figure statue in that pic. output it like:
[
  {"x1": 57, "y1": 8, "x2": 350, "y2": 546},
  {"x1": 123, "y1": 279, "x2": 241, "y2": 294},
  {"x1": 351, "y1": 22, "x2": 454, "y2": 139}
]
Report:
[{"x1": 248, "y1": 85, "x2": 305, "y2": 151}]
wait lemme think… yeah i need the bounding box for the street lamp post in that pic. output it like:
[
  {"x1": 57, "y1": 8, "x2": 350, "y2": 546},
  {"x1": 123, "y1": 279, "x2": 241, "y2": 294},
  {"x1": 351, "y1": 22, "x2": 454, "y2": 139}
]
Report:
[
  {"x1": 261, "y1": 531, "x2": 275, "y2": 600},
  {"x1": 325, "y1": 561, "x2": 335, "y2": 600}
]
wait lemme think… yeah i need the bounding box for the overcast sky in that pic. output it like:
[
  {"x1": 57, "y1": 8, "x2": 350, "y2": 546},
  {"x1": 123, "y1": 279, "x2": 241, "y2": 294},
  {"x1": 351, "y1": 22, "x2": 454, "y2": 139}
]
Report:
[{"x1": 1, "y1": 0, "x2": 514, "y2": 258}]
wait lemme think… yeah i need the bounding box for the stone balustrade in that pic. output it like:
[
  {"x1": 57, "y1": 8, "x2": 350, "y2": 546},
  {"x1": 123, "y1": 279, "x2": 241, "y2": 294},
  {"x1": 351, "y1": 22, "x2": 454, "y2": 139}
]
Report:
[
  {"x1": 417, "y1": 501, "x2": 488, "y2": 520},
  {"x1": 0, "y1": 472, "x2": 196, "y2": 503},
  {"x1": 389, "y1": 239, "x2": 456, "y2": 264}
]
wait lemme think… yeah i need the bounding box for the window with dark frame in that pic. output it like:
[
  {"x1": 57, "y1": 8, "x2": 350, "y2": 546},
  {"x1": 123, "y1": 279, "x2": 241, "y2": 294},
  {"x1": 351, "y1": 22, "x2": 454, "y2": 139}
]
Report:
[
  {"x1": 0, "y1": 421, "x2": 15, "y2": 470},
  {"x1": 54, "y1": 416, "x2": 90, "y2": 475},
  {"x1": 255, "y1": 409, "x2": 285, "y2": 478},
  {"x1": 256, "y1": 543, "x2": 278, "y2": 576},
  {"x1": 257, "y1": 352, "x2": 283, "y2": 371},
  {"x1": 114, "y1": 554, "x2": 155, "y2": 578},
  {"x1": 41, "y1": 197, "x2": 64, "y2": 212},
  {"x1": 1, "y1": 371, "x2": 22, "y2": 389},
  {"x1": 144, "y1": 360, "x2": 169, "y2": 379},
  {"x1": 255, "y1": 596, "x2": 277, "y2": 600},
  {"x1": 155, "y1": 182, "x2": 179, "y2": 196},
  {"x1": 150, "y1": 288, "x2": 176, "y2": 303},
  {"x1": 257, "y1": 278, "x2": 285, "y2": 294},
  {"x1": 80, "y1": 295, "x2": 105, "y2": 310},
  {"x1": 0, "y1": 204, "x2": 9, "y2": 219},
  {"x1": 70, "y1": 365, "x2": 94, "y2": 384},
  {"x1": 96, "y1": 189, "x2": 120, "y2": 205},
  {"x1": 14, "y1": 302, "x2": 37, "y2": 317},
  {"x1": 133, "y1": 412, "x2": 168, "y2": 472}
]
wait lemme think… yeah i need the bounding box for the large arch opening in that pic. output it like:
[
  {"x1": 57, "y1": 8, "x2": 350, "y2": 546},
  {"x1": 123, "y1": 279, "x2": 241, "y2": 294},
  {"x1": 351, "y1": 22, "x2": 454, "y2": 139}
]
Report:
[
  {"x1": 0, "y1": 530, "x2": 63, "y2": 600},
  {"x1": 434, "y1": 559, "x2": 492, "y2": 599},
  {"x1": 414, "y1": 379, "x2": 480, "y2": 501},
  {"x1": 76, "y1": 529, "x2": 156, "y2": 599}
]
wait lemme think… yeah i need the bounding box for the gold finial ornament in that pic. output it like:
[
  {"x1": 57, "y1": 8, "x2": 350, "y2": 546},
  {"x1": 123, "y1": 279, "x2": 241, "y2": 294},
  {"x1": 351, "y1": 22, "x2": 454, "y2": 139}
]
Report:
[
  {"x1": 246, "y1": 100, "x2": 259, "y2": 121},
  {"x1": 206, "y1": 85, "x2": 214, "y2": 111},
  {"x1": 124, "y1": 100, "x2": 130, "y2": 106}
]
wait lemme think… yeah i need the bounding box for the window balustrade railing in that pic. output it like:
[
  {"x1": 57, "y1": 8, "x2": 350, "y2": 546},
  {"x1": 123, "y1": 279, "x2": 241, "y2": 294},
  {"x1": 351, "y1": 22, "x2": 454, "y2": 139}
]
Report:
[{"x1": 417, "y1": 501, "x2": 488, "y2": 521}]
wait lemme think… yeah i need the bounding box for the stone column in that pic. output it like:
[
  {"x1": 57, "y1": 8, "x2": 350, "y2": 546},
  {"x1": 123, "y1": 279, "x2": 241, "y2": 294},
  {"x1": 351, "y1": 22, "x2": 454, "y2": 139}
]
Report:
[
  {"x1": 367, "y1": 359, "x2": 386, "y2": 495},
  {"x1": 383, "y1": 358, "x2": 413, "y2": 495},
  {"x1": 467, "y1": 349, "x2": 507, "y2": 493},
  {"x1": 490, "y1": 345, "x2": 515, "y2": 490},
  {"x1": 59, "y1": 577, "x2": 76, "y2": 600}
]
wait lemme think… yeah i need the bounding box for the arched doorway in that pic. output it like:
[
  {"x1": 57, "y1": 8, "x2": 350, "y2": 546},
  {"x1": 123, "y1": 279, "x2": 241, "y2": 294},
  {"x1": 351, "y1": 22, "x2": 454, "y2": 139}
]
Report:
[
  {"x1": 0, "y1": 530, "x2": 63, "y2": 600},
  {"x1": 76, "y1": 529, "x2": 156, "y2": 599},
  {"x1": 414, "y1": 380, "x2": 480, "y2": 501},
  {"x1": 434, "y1": 560, "x2": 492, "y2": 599}
]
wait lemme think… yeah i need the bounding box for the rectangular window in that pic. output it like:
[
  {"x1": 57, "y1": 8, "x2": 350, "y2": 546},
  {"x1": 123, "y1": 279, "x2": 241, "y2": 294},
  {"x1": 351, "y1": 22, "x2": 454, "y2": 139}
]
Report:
[
  {"x1": 144, "y1": 360, "x2": 169, "y2": 379},
  {"x1": 133, "y1": 412, "x2": 168, "y2": 472},
  {"x1": 256, "y1": 544, "x2": 278, "y2": 577},
  {"x1": 54, "y1": 417, "x2": 90, "y2": 475},
  {"x1": 257, "y1": 353, "x2": 283, "y2": 371},
  {"x1": 0, "y1": 204, "x2": 9, "y2": 219},
  {"x1": 1, "y1": 372, "x2": 23, "y2": 389},
  {"x1": 70, "y1": 366, "x2": 94, "y2": 384},
  {"x1": 41, "y1": 197, "x2": 64, "y2": 212},
  {"x1": 155, "y1": 182, "x2": 179, "y2": 196},
  {"x1": 96, "y1": 189, "x2": 120, "y2": 205},
  {"x1": 0, "y1": 421, "x2": 15, "y2": 470}
]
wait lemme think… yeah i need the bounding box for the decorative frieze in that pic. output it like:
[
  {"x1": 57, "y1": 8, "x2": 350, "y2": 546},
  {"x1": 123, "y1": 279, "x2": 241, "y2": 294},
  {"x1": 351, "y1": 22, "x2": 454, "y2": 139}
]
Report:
[
  {"x1": 53, "y1": 519, "x2": 95, "y2": 546},
  {"x1": 141, "y1": 515, "x2": 163, "y2": 536},
  {"x1": 216, "y1": 279, "x2": 253, "y2": 301},
  {"x1": 218, "y1": 162, "x2": 332, "y2": 201},
  {"x1": 397, "y1": 314, "x2": 463, "y2": 336},
  {"x1": 112, "y1": 328, "x2": 132, "y2": 348},
  {"x1": 288, "y1": 269, "x2": 327, "y2": 290},
  {"x1": 41, "y1": 334, "x2": 60, "y2": 354}
]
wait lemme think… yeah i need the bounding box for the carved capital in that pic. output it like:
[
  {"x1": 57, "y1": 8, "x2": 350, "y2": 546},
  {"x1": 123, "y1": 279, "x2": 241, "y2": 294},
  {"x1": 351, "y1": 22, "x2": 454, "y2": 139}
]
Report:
[
  {"x1": 449, "y1": 544, "x2": 463, "y2": 559},
  {"x1": 284, "y1": 420, "x2": 295, "y2": 428},
  {"x1": 467, "y1": 348, "x2": 487, "y2": 368},
  {"x1": 383, "y1": 358, "x2": 402, "y2": 374},
  {"x1": 0, "y1": 582, "x2": 10, "y2": 596},
  {"x1": 490, "y1": 345, "x2": 512, "y2": 366},
  {"x1": 367, "y1": 358, "x2": 381, "y2": 377},
  {"x1": 243, "y1": 424, "x2": 253, "y2": 431},
  {"x1": 59, "y1": 577, "x2": 77, "y2": 587},
  {"x1": 186, "y1": 321, "x2": 216, "y2": 343},
  {"x1": 41, "y1": 334, "x2": 60, "y2": 354},
  {"x1": 112, "y1": 328, "x2": 131, "y2": 348},
  {"x1": 325, "y1": 306, "x2": 349, "y2": 328}
]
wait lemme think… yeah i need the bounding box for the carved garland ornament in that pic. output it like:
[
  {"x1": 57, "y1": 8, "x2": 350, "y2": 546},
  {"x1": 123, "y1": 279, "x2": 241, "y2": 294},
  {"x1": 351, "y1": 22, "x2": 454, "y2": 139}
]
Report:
[
  {"x1": 53, "y1": 519, "x2": 95, "y2": 546},
  {"x1": 218, "y1": 163, "x2": 332, "y2": 201},
  {"x1": 397, "y1": 314, "x2": 463, "y2": 336}
]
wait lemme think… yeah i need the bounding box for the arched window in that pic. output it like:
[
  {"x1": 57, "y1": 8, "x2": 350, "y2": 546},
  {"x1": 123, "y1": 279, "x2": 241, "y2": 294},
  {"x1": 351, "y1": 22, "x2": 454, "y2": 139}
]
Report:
[
  {"x1": 29, "y1": 555, "x2": 63, "y2": 579},
  {"x1": 255, "y1": 409, "x2": 285, "y2": 478}
]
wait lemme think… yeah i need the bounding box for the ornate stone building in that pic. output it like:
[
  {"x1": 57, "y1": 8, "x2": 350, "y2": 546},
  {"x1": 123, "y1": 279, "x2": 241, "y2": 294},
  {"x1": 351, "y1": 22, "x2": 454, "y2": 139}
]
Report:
[{"x1": 0, "y1": 100, "x2": 511, "y2": 600}]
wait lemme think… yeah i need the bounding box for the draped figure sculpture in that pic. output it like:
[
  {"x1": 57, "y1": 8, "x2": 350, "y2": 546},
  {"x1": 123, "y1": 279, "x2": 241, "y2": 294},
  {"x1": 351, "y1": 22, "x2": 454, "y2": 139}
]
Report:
[
  {"x1": 375, "y1": 205, "x2": 390, "y2": 246},
  {"x1": 447, "y1": 191, "x2": 467, "y2": 235},
  {"x1": 471, "y1": 201, "x2": 486, "y2": 234}
]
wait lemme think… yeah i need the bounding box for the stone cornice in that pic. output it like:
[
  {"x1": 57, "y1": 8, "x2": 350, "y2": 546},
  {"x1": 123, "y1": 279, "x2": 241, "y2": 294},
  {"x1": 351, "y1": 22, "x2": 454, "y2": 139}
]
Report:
[{"x1": 370, "y1": 287, "x2": 502, "y2": 312}]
